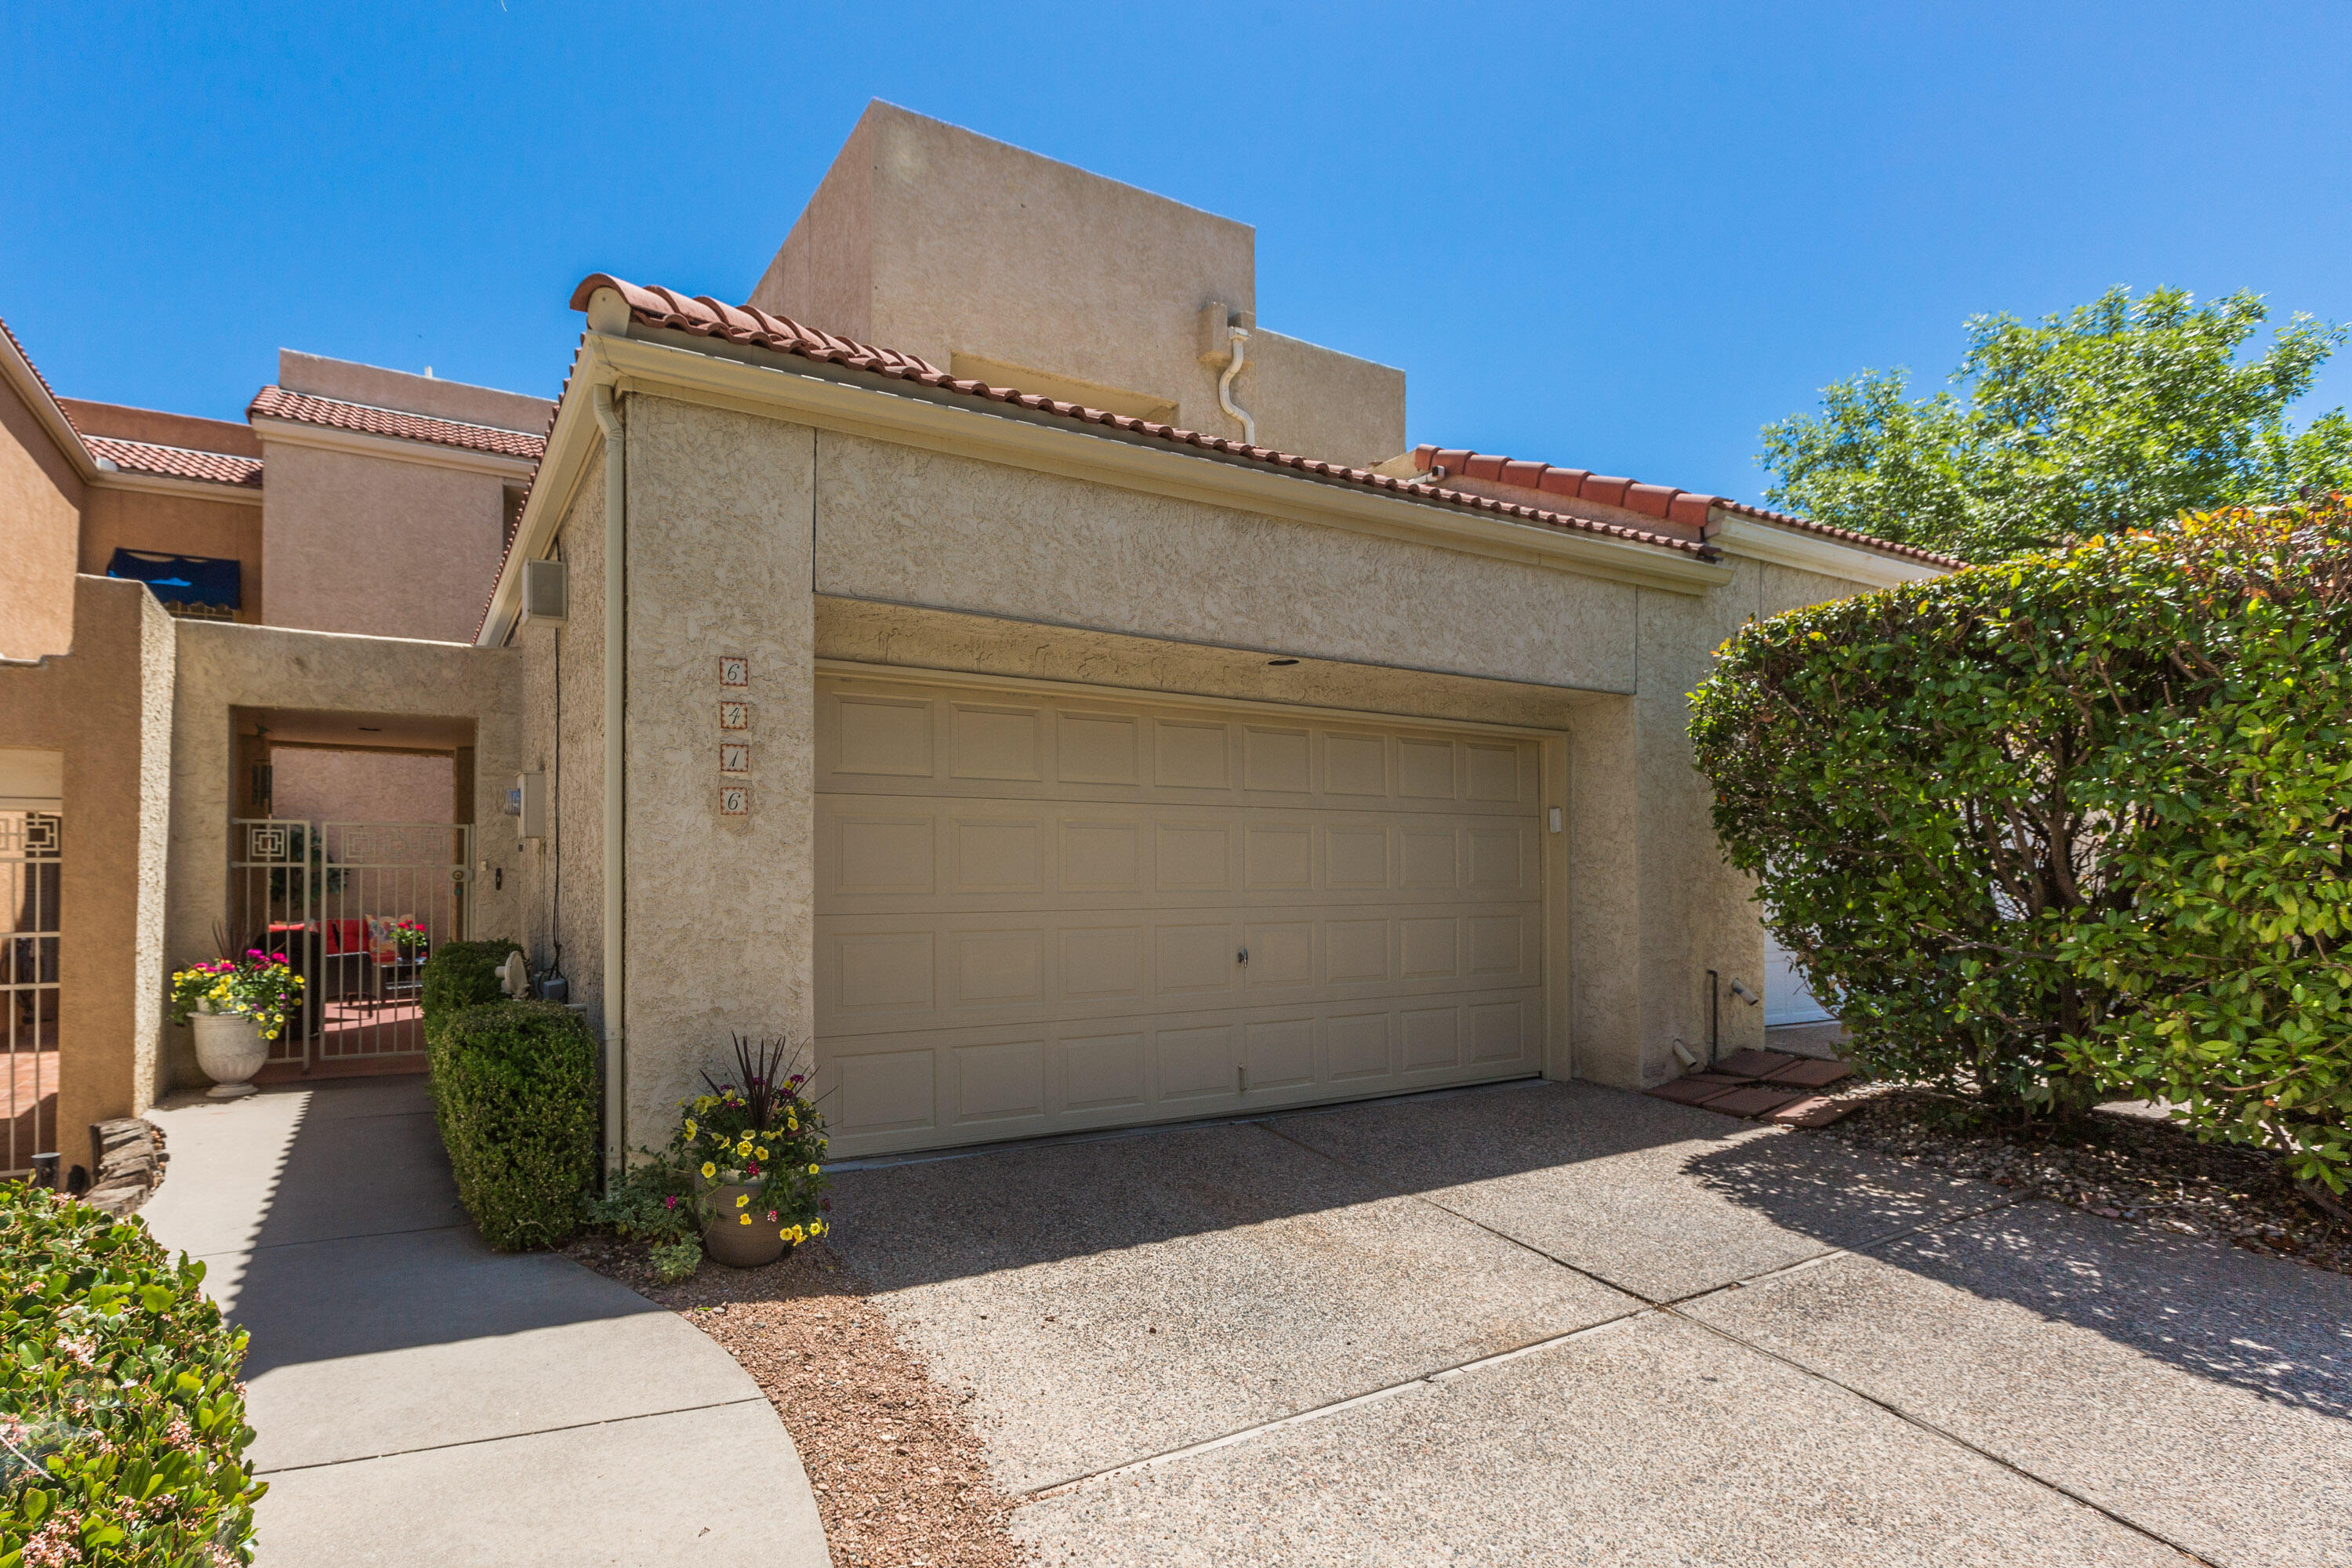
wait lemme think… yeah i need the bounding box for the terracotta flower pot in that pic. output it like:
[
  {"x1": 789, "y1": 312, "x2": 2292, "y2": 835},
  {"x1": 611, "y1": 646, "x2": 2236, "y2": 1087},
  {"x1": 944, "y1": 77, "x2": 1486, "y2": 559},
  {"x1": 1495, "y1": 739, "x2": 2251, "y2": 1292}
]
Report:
[
  {"x1": 191, "y1": 1008, "x2": 267, "y2": 1098},
  {"x1": 700, "y1": 1177, "x2": 793, "y2": 1269}
]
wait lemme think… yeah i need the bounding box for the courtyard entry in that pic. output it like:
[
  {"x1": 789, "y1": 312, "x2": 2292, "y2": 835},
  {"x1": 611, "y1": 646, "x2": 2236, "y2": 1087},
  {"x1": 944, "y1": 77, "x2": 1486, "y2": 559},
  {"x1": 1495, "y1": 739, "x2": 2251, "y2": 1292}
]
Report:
[
  {"x1": 231, "y1": 818, "x2": 474, "y2": 1068},
  {"x1": 813, "y1": 670, "x2": 1552, "y2": 1158}
]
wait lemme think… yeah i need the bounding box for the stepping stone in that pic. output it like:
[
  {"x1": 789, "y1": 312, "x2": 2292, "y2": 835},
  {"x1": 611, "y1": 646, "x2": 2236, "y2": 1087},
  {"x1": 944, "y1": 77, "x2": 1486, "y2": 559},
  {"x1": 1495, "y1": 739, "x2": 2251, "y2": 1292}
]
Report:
[
  {"x1": 1646, "y1": 1078, "x2": 1741, "y2": 1106},
  {"x1": 1763, "y1": 1058, "x2": 1854, "y2": 1090},
  {"x1": 1700, "y1": 1086, "x2": 1806, "y2": 1119},
  {"x1": 1765, "y1": 1094, "x2": 1860, "y2": 1127},
  {"x1": 1711, "y1": 1050, "x2": 1800, "y2": 1081}
]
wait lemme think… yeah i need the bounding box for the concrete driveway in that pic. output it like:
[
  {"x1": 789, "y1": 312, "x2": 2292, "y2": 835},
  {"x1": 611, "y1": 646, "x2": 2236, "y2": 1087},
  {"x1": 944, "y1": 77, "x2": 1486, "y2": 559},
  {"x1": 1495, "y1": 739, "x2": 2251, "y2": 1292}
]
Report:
[{"x1": 829, "y1": 1079, "x2": 2352, "y2": 1567}]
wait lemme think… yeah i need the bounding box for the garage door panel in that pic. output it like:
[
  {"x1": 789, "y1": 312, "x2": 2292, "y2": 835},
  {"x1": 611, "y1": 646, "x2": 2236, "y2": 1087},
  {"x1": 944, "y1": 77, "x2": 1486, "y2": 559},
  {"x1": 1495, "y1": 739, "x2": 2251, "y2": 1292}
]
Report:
[
  {"x1": 949, "y1": 702, "x2": 1044, "y2": 782},
  {"x1": 815, "y1": 988, "x2": 1544, "y2": 1156},
  {"x1": 817, "y1": 674, "x2": 1548, "y2": 1156},
  {"x1": 820, "y1": 682, "x2": 1540, "y2": 815}
]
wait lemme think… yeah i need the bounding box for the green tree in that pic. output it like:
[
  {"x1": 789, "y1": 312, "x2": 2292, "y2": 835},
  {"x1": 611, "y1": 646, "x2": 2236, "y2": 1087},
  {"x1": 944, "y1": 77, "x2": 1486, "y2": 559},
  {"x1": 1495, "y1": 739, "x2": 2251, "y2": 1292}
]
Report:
[{"x1": 1760, "y1": 288, "x2": 2352, "y2": 561}]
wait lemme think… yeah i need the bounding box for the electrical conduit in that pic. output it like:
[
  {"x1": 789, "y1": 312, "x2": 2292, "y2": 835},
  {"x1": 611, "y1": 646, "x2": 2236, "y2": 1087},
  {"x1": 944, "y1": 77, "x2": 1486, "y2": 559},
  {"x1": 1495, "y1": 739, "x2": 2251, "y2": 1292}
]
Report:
[{"x1": 1218, "y1": 325, "x2": 1256, "y2": 447}]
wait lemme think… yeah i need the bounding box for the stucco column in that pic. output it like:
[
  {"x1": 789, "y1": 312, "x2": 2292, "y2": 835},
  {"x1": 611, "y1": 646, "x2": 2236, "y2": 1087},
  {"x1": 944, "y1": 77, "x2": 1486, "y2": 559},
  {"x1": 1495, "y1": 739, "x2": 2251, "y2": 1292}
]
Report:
[{"x1": 618, "y1": 396, "x2": 818, "y2": 1150}]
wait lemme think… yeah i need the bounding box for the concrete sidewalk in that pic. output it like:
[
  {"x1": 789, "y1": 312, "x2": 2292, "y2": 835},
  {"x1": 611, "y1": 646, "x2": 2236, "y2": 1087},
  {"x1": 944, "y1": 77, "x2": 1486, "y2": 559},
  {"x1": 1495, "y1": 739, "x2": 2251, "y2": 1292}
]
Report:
[
  {"x1": 141, "y1": 1076, "x2": 832, "y2": 1568},
  {"x1": 833, "y1": 1078, "x2": 2352, "y2": 1567}
]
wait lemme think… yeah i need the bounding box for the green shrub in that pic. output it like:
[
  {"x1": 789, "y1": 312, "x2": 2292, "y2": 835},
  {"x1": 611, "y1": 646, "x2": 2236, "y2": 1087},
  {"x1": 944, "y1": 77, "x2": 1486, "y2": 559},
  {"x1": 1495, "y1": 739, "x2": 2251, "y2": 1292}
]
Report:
[
  {"x1": 419, "y1": 938, "x2": 523, "y2": 1033},
  {"x1": 1690, "y1": 500, "x2": 2352, "y2": 1191},
  {"x1": 0, "y1": 1185, "x2": 263, "y2": 1566},
  {"x1": 585, "y1": 1158, "x2": 702, "y2": 1283},
  {"x1": 429, "y1": 1000, "x2": 601, "y2": 1250}
]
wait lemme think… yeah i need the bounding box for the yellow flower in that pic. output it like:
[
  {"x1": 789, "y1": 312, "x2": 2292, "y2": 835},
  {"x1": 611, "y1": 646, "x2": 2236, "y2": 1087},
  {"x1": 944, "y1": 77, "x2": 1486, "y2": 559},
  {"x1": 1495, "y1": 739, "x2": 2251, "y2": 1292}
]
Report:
[
  {"x1": 700, "y1": 1162, "x2": 717, "y2": 1180},
  {"x1": 684, "y1": 1120, "x2": 697, "y2": 1138},
  {"x1": 786, "y1": 1116, "x2": 798, "y2": 1131},
  {"x1": 806, "y1": 1163, "x2": 821, "y2": 1176},
  {"x1": 780, "y1": 1229, "x2": 792, "y2": 1240},
  {"x1": 734, "y1": 1193, "x2": 749, "y2": 1208},
  {"x1": 811, "y1": 1218, "x2": 826, "y2": 1236},
  {"x1": 738, "y1": 1214, "x2": 751, "y2": 1225},
  {"x1": 755, "y1": 1148, "x2": 770, "y2": 1163}
]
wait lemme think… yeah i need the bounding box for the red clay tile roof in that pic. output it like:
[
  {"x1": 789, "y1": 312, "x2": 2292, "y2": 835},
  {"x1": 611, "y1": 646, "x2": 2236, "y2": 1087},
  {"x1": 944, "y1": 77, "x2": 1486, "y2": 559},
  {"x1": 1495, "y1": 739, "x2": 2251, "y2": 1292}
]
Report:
[
  {"x1": 1409, "y1": 445, "x2": 1962, "y2": 569},
  {"x1": 85, "y1": 434, "x2": 263, "y2": 488},
  {"x1": 564, "y1": 274, "x2": 1719, "y2": 563},
  {"x1": 0, "y1": 315, "x2": 72, "y2": 426},
  {"x1": 248, "y1": 386, "x2": 546, "y2": 462}
]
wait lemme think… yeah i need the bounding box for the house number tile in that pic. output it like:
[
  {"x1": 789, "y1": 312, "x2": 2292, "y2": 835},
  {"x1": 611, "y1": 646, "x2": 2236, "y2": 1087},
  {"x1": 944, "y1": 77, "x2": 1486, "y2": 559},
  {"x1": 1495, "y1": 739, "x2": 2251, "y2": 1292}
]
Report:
[
  {"x1": 718, "y1": 700, "x2": 752, "y2": 731},
  {"x1": 719, "y1": 786, "x2": 750, "y2": 816},
  {"x1": 718, "y1": 656, "x2": 750, "y2": 688},
  {"x1": 720, "y1": 742, "x2": 751, "y2": 775}
]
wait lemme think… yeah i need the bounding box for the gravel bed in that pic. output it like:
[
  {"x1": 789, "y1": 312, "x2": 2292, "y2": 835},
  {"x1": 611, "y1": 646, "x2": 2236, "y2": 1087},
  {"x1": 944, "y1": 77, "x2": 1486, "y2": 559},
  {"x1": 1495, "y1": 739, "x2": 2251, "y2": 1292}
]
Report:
[
  {"x1": 1811, "y1": 1087, "x2": 2350, "y2": 1276},
  {"x1": 568, "y1": 1235, "x2": 1033, "y2": 1568}
]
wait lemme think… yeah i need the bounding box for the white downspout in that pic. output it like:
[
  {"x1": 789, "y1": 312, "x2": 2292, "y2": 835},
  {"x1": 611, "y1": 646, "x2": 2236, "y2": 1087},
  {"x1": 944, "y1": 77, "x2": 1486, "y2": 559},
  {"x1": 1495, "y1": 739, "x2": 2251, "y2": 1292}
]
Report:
[
  {"x1": 590, "y1": 384, "x2": 626, "y2": 1179},
  {"x1": 1217, "y1": 326, "x2": 1256, "y2": 447}
]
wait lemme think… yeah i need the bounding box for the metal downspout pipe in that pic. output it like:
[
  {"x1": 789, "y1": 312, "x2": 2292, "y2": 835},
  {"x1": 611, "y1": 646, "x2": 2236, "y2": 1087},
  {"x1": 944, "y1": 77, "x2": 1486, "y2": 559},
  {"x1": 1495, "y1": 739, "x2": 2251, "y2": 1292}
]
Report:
[
  {"x1": 1218, "y1": 325, "x2": 1256, "y2": 447},
  {"x1": 591, "y1": 384, "x2": 626, "y2": 1180}
]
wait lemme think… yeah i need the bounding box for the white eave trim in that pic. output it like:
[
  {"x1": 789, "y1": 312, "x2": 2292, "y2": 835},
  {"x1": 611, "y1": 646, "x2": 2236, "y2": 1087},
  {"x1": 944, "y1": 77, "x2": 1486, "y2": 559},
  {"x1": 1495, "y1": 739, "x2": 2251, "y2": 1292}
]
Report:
[
  {"x1": 481, "y1": 328, "x2": 1731, "y2": 645},
  {"x1": 252, "y1": 414, "x2": 541, "y2": 480},
  {"x1": 1705, "y1": 511, "x2": 1948, "y2": 588},
  {"x1": 89, "y1": 464, "x2": 263, "y2": 506}
]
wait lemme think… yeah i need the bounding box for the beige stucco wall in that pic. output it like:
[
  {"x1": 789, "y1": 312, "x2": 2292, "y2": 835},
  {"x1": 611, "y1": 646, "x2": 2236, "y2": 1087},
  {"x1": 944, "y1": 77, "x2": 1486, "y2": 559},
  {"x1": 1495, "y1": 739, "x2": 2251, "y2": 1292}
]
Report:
[
  {"x1": 0, "y1": 577, "x2": 175, "y2": 1152},
  {"x1": 1243, "y1": 329, "x2": 1407, "y2": 470},
  {"x1": 165, "y1": 621, "x2": 524, "y2": 1086},
  {"x1": 279, "y1": 350, "x2": 552, "y2": 435},
  {"x1": 0, "y1": 369, "x2": 84, "y2": 662},
  {"x1": 811, "y1": 430, "x2": 1639, "y2": 693},
  {"x1": 749, "y1": 102, "x2": 1402, "y2": 468},
  {"x1": 614, "y1": 396, "x2": 817, "y2": 1145},
  {"x1": 259, "y1": 441, "x2": 514, "y2": 642},
  {"x1": 518, "y1": 465, "x2": 607, "y2": 1030},
  {"x1": 270, "y1": 749, "x2": 455, "y2": 826},
  {"x1": 78, "y1": 485, "x2": 266, "y2": 624}
]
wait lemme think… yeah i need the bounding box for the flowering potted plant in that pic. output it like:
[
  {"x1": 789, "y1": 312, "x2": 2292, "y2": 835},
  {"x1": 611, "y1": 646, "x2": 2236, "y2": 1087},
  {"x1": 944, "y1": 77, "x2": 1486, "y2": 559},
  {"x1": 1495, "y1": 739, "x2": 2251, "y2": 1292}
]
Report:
[
  {"x1": 387, "y1": 917, "x2": 430, "y2": 955},
  {"x1": 669, "y1": 1033, "x2": 831, "y2": 1268},
  {"x1": 169, "y1": 948, "x2": 304, "y2": 1097}
]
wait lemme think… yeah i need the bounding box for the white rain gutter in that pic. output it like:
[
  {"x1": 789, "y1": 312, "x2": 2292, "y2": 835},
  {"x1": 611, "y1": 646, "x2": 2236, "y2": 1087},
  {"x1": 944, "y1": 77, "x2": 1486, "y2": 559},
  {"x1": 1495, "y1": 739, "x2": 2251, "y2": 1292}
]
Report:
[
  {"x1": 1217, "y1": 325, "x2": 1256, "y2": 446},
  {"x1": 590, "y1": 384, "x2": 626, "y2": 1178}
]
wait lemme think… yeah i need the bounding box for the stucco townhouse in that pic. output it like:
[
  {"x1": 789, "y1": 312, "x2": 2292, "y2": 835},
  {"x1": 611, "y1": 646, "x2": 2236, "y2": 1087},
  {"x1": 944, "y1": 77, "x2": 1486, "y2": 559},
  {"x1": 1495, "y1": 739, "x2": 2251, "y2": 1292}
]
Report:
[{"x1": 2, "y1": 102, "x2": 1951, "y2": 1187}]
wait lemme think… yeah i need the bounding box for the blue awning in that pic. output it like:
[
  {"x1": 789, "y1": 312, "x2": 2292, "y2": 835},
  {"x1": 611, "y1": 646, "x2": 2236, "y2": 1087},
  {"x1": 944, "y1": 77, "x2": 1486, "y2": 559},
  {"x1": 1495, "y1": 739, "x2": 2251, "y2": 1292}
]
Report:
[{"x1": 107, "y1": 549, "x2": 241, "y2": 610}]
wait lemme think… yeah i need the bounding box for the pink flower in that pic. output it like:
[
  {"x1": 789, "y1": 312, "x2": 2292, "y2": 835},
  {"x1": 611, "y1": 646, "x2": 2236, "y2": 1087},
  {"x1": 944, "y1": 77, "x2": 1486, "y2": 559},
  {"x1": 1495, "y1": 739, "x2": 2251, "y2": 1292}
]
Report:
[{"x1": 662, "y1": 1195, "x2": 678, "y2": 1210}]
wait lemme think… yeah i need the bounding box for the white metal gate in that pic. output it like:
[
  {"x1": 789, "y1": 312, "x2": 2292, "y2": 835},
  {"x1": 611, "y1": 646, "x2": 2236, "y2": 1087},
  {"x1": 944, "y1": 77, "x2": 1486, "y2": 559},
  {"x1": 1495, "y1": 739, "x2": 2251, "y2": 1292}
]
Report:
[
  {"x1": 230, "y1": 819, "x2": 472, "y2": 1070},
  {"x1": 2, "y1": 810, "x2": 60, "y2": 1177}
]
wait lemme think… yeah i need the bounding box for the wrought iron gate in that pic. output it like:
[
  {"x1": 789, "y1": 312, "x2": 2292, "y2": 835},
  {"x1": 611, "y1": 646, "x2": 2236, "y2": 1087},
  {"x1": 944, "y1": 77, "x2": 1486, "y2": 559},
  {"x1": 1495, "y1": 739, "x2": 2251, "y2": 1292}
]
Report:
[
  {"x1": 2, "y1": 809, "x2": 60, "y2": 1178},
  {"x1": 230, "y1": 819, "x2": 473, "y2": 1070}
]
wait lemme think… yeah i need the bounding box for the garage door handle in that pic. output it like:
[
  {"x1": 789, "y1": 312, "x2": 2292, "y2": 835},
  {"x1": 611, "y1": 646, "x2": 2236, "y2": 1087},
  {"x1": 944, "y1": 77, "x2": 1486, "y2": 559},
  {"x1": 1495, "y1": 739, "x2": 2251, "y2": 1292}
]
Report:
[{"x1": 1236, "y1": 948, "x2": 1249, "y2": 965}]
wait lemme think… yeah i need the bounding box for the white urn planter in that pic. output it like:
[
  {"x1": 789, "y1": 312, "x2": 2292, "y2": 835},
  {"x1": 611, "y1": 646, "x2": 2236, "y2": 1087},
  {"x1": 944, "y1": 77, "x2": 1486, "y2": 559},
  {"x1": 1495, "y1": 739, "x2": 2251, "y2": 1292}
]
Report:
[{"x1": 191, "y1": 1006, "x2": 267, "y2": 1098}]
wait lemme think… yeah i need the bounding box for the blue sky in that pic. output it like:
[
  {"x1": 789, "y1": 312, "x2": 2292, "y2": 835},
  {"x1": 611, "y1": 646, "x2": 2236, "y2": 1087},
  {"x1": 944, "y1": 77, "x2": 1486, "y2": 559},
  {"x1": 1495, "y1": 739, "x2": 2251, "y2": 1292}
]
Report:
[{"x1": 5, "y1": 2, "x2": 2347, "y2": 503}]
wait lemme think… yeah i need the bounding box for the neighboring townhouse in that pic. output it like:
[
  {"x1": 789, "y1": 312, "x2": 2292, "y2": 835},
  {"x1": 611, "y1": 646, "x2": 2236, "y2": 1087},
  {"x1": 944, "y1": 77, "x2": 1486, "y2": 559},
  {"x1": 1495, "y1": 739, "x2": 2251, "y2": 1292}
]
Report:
[{"x1": 1, "y1": 100, "x2": 1952, "y2": 1188}]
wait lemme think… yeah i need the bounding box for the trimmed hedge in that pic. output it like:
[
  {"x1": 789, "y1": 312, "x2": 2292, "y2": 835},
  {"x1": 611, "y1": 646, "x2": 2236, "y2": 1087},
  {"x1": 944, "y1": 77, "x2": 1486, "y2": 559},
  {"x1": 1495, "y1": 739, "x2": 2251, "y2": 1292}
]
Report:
[
  {"x1": 1, "y1": 1184, "x2": 263, "y2": 1566},
  {"x1": 419, "y1": 938, "x2": 523, "y2": 1033},
  {"x1": 1690, "y1": 500, "x2": 2352, "y2": 1189},
  {"x1": 428, "y1": 1000, "x2": 601, "y2": 1250}
]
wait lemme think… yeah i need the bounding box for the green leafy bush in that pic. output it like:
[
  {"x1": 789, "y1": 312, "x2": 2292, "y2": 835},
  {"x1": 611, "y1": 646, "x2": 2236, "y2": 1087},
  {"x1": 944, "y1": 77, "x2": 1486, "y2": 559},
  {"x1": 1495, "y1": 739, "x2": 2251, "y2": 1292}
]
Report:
[
  {"x1": 0, "y1": 1184, "x2": 263, "y2": 1566},
  {"x1": 584, "y1": 1159, "x2": 702, "y2": 1283},
  {"x1": 418, "y1": 938, "x2": 523, "y2": 1033},
  {"x1": 1690, "y1": 500, "x2": 2352, "y2": 1191},
  {"x1": 428, "y1": 1000, "x2": 601, "y2": 1250}
]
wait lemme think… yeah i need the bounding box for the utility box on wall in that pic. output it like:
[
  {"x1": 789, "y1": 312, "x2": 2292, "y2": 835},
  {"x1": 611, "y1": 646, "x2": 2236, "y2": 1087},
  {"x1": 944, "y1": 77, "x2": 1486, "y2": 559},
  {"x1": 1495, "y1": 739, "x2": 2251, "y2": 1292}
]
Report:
[
  {"x1": 520, "y1": 559, "x2": 568, "y2": 627},
  {"x1": 514, "y1": 771, "x2": 546, "y2": 844}
]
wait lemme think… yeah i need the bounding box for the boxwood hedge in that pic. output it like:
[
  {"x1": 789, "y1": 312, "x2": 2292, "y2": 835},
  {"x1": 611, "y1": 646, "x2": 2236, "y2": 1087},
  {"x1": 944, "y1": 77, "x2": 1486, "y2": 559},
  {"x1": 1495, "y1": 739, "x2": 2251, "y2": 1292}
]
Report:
[
  {"x1": 1, "y1": 1184, "x2": 263, "y2": 1566},
  {"x1": 418, "y1": 938, "x2": 523, "y2": 1033},
  {"x1": 1691, "y1": 499, "x2": 2352, "y2": 1193},
  {"x1": 427, "y1": 1000, "x2": 601, "y2": 1250}
]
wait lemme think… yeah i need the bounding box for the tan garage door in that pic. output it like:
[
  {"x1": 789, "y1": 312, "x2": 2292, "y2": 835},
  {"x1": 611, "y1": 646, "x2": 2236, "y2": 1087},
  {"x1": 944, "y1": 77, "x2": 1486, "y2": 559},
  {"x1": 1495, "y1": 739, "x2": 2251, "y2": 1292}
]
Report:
[{"x1": 814, "y1": 671, "x2": 1548, "y2": 1157}]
